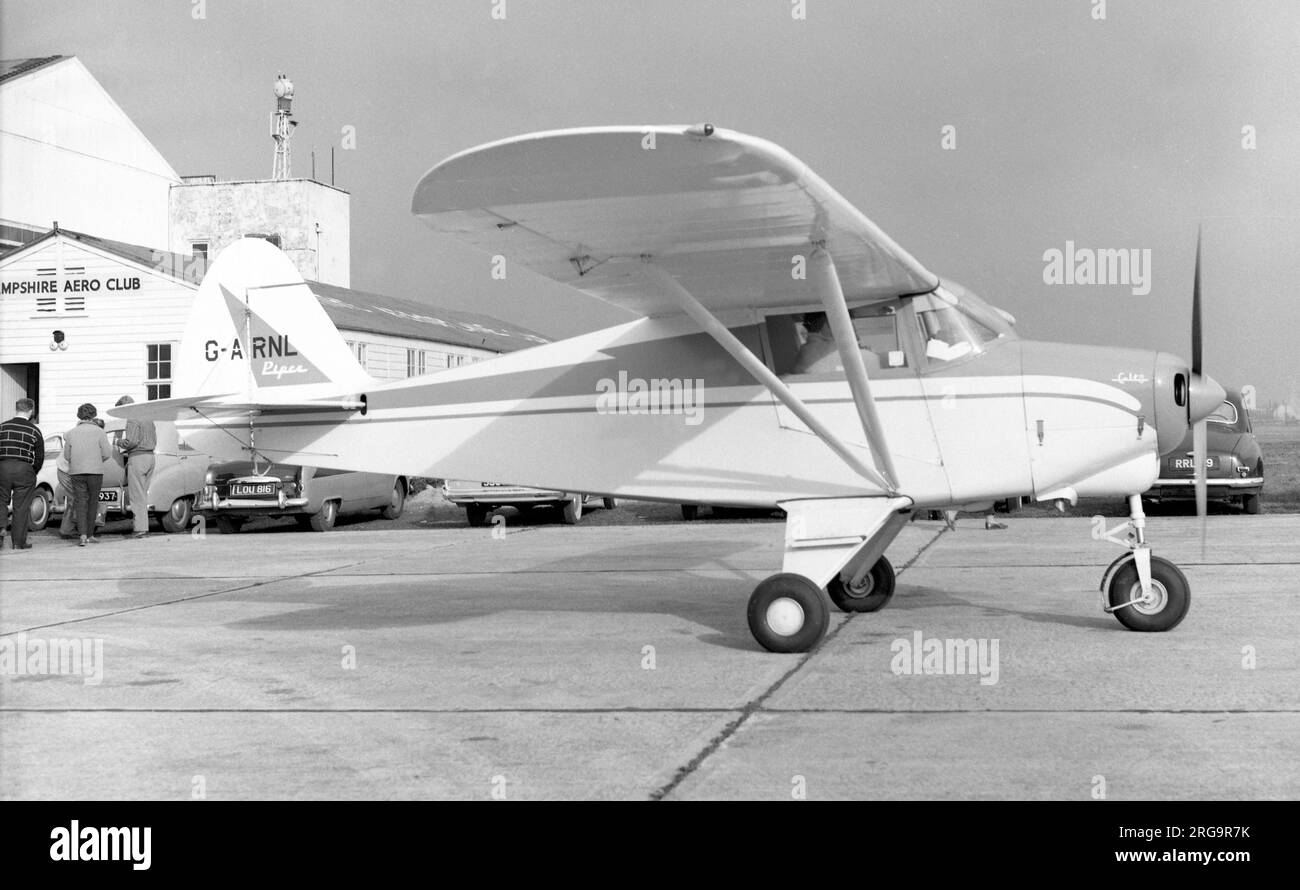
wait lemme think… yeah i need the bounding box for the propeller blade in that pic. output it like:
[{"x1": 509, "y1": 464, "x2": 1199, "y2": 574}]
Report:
[
  {"x1": 1193, "y1": 418, "x2": 1208, "y2": 554},
  {"x1": 1191, "y1": 226, "x2": 1203, "y2": 377}
]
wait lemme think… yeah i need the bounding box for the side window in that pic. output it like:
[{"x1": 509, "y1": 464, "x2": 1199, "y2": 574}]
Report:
[
  {"x1": 850, "y1": 306, "x2": 906, "y2": 369},
  {"x1": 768, "y1": 304, "x2": 909, "y2": 376}
]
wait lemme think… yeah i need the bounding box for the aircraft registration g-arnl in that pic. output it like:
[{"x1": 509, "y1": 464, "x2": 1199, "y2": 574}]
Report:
[{"x1": 113, "y1": 124, "x2": 1226, "y2": 653}]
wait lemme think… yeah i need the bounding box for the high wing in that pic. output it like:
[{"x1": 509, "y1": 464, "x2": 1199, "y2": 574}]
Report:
[{"x1": 411, "y1": 125, "x2": 938, "y2": 316}]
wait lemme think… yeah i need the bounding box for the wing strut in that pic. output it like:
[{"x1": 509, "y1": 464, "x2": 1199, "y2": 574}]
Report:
[
  {"x1": 810, "y1": 248, "x2": 900, "y2": 490},
  {"x1": 642, "y1": 262, "x2": 897, "y2": 496}
]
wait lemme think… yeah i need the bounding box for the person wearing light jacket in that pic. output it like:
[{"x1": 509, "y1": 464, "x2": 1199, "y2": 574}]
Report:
[{"x1": 62, "y1": 403, "x2": 112, "y2": 546}]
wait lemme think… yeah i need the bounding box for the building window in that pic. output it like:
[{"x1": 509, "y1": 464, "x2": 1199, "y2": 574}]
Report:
[
  {"x1": 146, "y1": 343, "x2": 173, "y2": 400},
  {"x1": 191, "y1": 241, "x2": 209, "y2": 261},
  {"x1": 447, "y1": 353, "x2": 467, "y2": 368},
  {"x1": 406, "y1": 348, "x2": 426, "y2": 377},
  {"x1": 347, "y1": 340, "x2": 367, "y2": 367}
]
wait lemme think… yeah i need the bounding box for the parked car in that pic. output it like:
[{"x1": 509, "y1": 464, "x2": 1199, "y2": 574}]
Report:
[
  {"x1": 1145, "y1": 388, "x2": 1264, "y2": 513},
  {"x1": 201, "y1": 462, "x2": 407, "y2": 532},
  {"x1": 443, "y1": 480, "x2": 615, "y2": 526},
  {"x1": 33, "y1": 423, "x2": 209, "y2": 533},
  {"x1": 22, "y1": 433, "x2": 65, "y2": 532}
]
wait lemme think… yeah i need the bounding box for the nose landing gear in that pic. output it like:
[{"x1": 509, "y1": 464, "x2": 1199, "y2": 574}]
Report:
[{"x1": 1098, "y1": 494, "x2": 1191, "y2": 631}]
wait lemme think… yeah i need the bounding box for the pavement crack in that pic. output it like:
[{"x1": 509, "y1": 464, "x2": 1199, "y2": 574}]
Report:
[
  {"x1": 4, "y1": 559, "x2": 372, "y2": 637},
  {"x1": 648, "y1": 524, "x2": 948, "y2": 801}
]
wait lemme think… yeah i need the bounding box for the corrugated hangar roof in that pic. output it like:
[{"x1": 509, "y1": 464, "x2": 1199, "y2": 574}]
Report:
[
  {"x1": 0, "y1": 55, "x2": 68, "y2": 84},
  {"x1": 2, "y1": 228, "x2": 550, "y2": 354}
]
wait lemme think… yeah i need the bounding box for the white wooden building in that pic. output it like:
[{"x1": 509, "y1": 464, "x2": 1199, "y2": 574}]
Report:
[{"x1": 0, "y1": 228, "x2": 547, "y2": 433}]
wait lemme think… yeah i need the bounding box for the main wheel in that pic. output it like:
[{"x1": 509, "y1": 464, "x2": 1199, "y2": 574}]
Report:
[
  {"x1": 28, "y1": 488, "x2": 52, "y2": 532},
  {"x1": 309, "y1": 500, "x2": 339, "y2": 532},
  {"x1": 465, "y1": 504, "x2": 489, "y2": 527},
  {"x1": 602, "y1": 497, "x2": 617, "y2": 510},
  {"x1": 1106, "y1": 555, "x2": 1190, "y2": 632},
  {"x1": 747, "y1": 573, "x2": 829, "y2": 653},
  {"x1": 827, "y1": 556, "x2": 896, "y2": 613},
  {"x1": 560, "y1": 495, "x2": 582, "y2": 525},
  {"x1": 1242, "y1": 493, "x2": 1261, "y2": 515},
  {"x1": 381, "y1": 481, "x2": 406, "y2": 519},
  {"x1": 160, "y1": 496, "x2": 192, "y2": 533},
  {"x1": 681, "y1": 504, "x2": 699, "y2": 521},
  {"x1": 215, "y1": 515, "x2": 245, "y2": 535}
]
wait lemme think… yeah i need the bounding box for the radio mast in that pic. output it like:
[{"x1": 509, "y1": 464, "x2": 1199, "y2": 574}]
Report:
[{"x1": 270, "y1": 74, "x2": 297, "y2": 180}]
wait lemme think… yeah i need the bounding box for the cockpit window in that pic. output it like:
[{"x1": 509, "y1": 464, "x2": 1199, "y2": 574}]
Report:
[{"x1": 913, "y1": 289, "x2": 1001, "y2": 365}]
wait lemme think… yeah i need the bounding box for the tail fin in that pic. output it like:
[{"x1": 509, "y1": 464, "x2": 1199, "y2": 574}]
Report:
[{"x1": 178, "y1": 237, "x2": 371, "y2": 401}]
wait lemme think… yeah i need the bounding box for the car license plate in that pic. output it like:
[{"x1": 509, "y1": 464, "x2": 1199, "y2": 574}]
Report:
[
  {"x1": 1171, "y1": 457, "x2": 1217, "y2": 471},
  {"x1": 98, "y1": 489, "x2": 120, "y2": 505},
  {"x1": 230, "y1": 482, "x2": 277, "y2": 497}
]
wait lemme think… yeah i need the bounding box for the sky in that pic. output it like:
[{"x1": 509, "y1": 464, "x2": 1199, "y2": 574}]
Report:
[{"x1": 4, "y1": 0, "x2": 1298, "y2": 405}]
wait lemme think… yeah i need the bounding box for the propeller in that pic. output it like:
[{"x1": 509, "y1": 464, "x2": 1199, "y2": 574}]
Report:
[{"x1": 1191, "y1": 228, "x2": 1207, "y2": 531}]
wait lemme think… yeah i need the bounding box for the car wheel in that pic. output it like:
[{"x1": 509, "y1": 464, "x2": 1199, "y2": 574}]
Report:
[
  {"x1": 381, "y1": 481, "x2": 405, "y2": 519},
  {"x1": 215, "y1": 515, "x2": 245, "y2": 535},
  {"x1": 826, "y1": 556, "x2": 896, "y2": 613},
  {"x1": 160, "y1": 497, "x2": 193, "y2": 533},
  {"x1": 309, "y1": 500, "x2": 339, "y2": 531},
  {"x1": 466, "y1": 504, "x2": 488, "y2": 527},
  {"x1": 1242, "y1": 493, "x2": 1261, "y2": 514},
  {"x1": 602, "y1": 497, "x2": 617, "y2": 510},
  {"x1": 561, "y1": 495, "x2": 583, "y2": 525},
  {"x1": 28, "y1": 487, "x2": 52, "y2": 532},
  {"x1": 681, "y1": 504, "x2": 699, "y2": 521}
]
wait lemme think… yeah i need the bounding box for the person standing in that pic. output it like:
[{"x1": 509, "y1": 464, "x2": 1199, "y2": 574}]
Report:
[
  {"x1": 63, "y1": 403, "x2": 112, "y2": 547},
  {"x1": 0, "y1": 397, "x2": 44, "y2": 551},
  {"x1": 115, "y1": 396, "x2": 156, "y2": 538}
]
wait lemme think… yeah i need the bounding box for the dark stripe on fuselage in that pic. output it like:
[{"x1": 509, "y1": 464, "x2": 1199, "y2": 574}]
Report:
[{"x1": 193, "y1": 388, "x2": 1137, "y2": 431}]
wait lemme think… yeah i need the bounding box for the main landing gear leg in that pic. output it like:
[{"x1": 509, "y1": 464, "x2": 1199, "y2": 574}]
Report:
[
  {"x1": 747, "y1": 497, "x2": 913, "y2": 653},
  {"x1": 1097, "y1": 493, "x2": 1191, "y2": 632}
]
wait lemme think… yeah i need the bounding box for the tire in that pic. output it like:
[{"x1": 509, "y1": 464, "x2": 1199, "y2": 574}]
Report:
[
  {"x1": 827, "y1": 556, "x2": 896, "y2": 613},
  {"x1": 602, "y1": 497, "x2": 617, "y2": 510},
  {"x1": 1107, "y1": 555, "x2": 1191, "y2": 632},
  {"x1": 28, "y1": 487, "x2": 52, "y2": 532},
  {"x1": 747, "y1": 573, "x2": 830, "y2": 653},
  {"x1": 381, "y1": 481, "x2": 406, "y2": 519},
  {"x1": 681, "y1": 504, "x2": 699, "y2": 521},
  {"x1": 466, "y1": 504, "x2": 488, "y2": 527},
  {"x1": 561, "y1": 495, "x2": 582, "y2": 525},
  {"x1": 160, "y1": 497, "x2": 192, "y2": 534},
  {"x1": 1242, "y1": 493, "x2": 1261, "y2": 515},
  {"x1": 309, "y1": 500, "x2": 339, "y2": 532},
  {"x1": 215, "y1": 515, "x2": 245, "y2": 535}
]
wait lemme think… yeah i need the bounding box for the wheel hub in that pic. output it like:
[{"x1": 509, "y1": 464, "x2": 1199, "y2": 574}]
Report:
[
  {"x1": 1129, "y1": 579, "x2": 1168, "y2": 615},
  {"x1": 844, "y1": 571, "x2": 875, "y2": 598},
  {"x1": 766, "y1": 597, "x2": 806, "y2": 636}
]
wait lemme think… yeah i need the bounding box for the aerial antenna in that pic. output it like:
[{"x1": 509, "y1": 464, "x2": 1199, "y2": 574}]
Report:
[{"x1": 270, "y1": 74, "x2": 298, "y2": 180}]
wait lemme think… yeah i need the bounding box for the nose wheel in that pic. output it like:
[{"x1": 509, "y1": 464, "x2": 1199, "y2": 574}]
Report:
[
  {"x1": 1098, "y1": 494, "x2": 1192, "y2": 632},
  {"x1": 1104, "y1": 554, "x2": 1190, "y2": 631}
]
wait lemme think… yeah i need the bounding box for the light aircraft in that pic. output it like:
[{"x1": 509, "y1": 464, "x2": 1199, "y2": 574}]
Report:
[{"x1": 114, "y1": 125, "x2": 1225, "y2": 653}]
